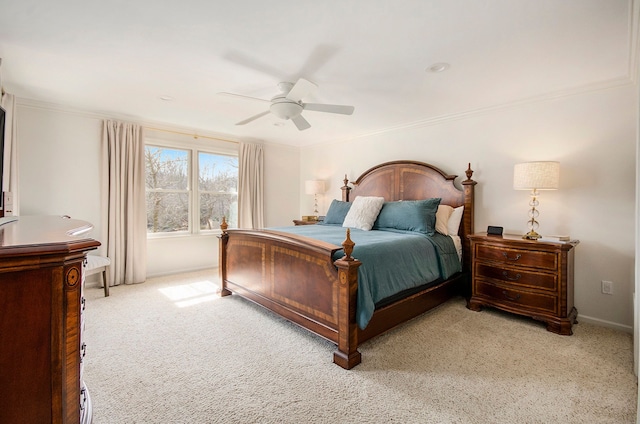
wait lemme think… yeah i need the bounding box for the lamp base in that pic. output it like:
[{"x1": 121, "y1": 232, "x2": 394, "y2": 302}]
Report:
[{"x1": 522, "y1": 230, "x2": 541, "y2": 240}]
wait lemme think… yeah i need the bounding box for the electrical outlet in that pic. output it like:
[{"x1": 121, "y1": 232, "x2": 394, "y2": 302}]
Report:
[
  {"x1": 3, "y1": 192, "x2": 13, "y2": 217},
  {"x1": 601, "y1": 280, "x2": 613, "y2": 295}
]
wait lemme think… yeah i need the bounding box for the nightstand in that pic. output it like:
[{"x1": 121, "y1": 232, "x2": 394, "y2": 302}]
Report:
[
  {"x1": 467, "y1": 233, "x2": 579, "y2": 335},
  {"x1": 293, "y1": 219, "x2": 318, "y2": 226}
]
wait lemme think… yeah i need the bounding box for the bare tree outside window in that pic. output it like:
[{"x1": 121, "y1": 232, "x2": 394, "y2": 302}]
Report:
[
  {"x1": 198, "y1": 152, "x2": 238, "y2": 230},
  {"x1": 145, "y1": 146, "x2": 238, "y2": 234}
]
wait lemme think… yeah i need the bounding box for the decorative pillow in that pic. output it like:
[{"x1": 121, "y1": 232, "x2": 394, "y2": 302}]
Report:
[
  {"x1": 322, "y1": 199, "x2": 352, "y2": 225},
  {"x1": 342, "y1": 196, "x2": 385, "y2": 231},
  {"x1": 447, "y1": 206, "x2": 464, "y2": 236},
  {"x1": 373, "y1": 198, "x2": 441, "y2": 235},
  {"x1": 435, "y1": 205, "x2": 454, "y2": 235}
]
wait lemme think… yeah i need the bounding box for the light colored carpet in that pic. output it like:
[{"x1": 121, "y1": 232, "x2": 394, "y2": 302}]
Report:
[{"x1": 84, "y1": 269, "x2": 637, "y2": 423}]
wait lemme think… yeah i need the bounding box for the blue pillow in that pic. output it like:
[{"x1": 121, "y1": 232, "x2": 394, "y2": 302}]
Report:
[
  {"x1": 373, "y1": 198, "x2": 441, "y2": 235},
  {"x1": 321, "y1": 200, "x2": 352, "y2": 225}
]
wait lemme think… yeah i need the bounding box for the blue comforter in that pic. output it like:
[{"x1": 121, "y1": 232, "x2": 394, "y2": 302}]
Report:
[{"x1": 268, "y1": 224, "x2": 461, "y2": 329}]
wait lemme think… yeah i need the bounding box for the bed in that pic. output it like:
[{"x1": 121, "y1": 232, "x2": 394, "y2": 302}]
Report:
[{"x1": 219, "y1": 160, "x2": 477, "y2": 369}]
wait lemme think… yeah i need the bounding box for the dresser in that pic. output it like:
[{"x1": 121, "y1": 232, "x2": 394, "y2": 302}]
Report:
[
  {"x1": 467, "y1": 233, "x2": 578, "y2": 335},
  {"x1": 0, "y1": 216, "x2": 100, "y2": 424}
]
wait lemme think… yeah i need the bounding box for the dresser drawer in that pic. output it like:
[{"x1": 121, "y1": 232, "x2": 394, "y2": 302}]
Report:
[
  {"x1": 474, "y1": 263, "x2": 557, "y2": 291},
  {"x1": 474, "y1": 280, "x2": 557, "y2": 315},
  {"x1": 475, "y1": 244, "x2": 557, "y2": 270}
]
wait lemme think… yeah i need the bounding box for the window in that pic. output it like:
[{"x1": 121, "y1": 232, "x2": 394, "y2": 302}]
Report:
[
  {"x1": 198, "y1": 151, "x2": 238, "y2": 231},
  {"x1": 145, "y1": 144, "x2": 238, "y2": 235},
  {"x1": 146, "y1": 146, "x2": 189, "y2": 232}
]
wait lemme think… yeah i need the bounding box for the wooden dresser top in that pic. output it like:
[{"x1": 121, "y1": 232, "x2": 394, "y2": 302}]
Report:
[
  {"x1": 468, "y1": 232, "x2": 579, "y2": 251},
  {"x1": 0, "y1": 215, "x2": 100, "y2": 256}
]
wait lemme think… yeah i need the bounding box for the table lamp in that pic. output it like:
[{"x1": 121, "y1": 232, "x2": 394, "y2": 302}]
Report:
[
  {"x1": 305, "y1": 180, "x2": 325, "y2": 219},
  {"x1": 513, "y1": 161, "x2": 559, "y2": 240}
]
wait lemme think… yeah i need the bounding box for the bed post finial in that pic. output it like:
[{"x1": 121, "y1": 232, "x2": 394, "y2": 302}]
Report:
[
  {"x1": 341, "y1": 228, "x2": 355, "y2": 261},
  {"x1": 465, "y1": 163, "x2": 473, "y2": 182},
  {"x1": 220, "y1": 216, "x2": 228, "y2": 233},
  {"x1": 341, "y1": 175, "x2": 352, "y2": 202}
]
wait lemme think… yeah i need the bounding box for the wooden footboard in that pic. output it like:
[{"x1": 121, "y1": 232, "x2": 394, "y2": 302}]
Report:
[{"x1": 219, "y1": 228, "x2": 363, "y2": 368}]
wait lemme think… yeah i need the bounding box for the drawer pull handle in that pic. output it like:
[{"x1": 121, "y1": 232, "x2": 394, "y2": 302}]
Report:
[
  {"x1": 502, "y1": 291, "x2": 521, "y2": 302},
  {"x1": 502, "y1": 271, "x2": 521, "y2": 281},
  {"x1": 502, "y1": 252, "x2": 521, "y2": 261}
]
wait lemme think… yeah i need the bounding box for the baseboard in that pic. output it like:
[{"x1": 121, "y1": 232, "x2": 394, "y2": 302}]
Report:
[
  {"x1": 578, "y1": 314, "x2": 633, "y2": 334},
  {"x1": 85, "y1": 267, "x2": 217, "y2": 290},
  {"x1": 145, "y1": 266, "x2": 216, "y2": 280}
]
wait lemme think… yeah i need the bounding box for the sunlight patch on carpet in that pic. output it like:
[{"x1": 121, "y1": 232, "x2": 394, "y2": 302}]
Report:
[{"x1": 158, "y1": 280, "x2": 220, "y2": 307}]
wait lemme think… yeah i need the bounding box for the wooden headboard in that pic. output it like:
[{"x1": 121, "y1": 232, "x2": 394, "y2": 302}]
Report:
[{"x1": 340, "y1": 160, "x2": 477, "y2": 271}]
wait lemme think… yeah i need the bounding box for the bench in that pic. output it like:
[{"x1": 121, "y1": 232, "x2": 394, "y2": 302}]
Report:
[{"x1": 85, "y1": 255, "x2": 111, "y2": 297}]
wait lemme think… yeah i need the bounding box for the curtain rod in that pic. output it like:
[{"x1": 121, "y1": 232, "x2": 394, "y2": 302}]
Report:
[{"x1": 144, "y1": 126, "x2": 240, "y2": 144}]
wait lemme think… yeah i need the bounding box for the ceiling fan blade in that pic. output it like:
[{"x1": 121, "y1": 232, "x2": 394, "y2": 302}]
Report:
[
  {"x1": 236, "y1": 110, "x2": 270, "y2": 126},
  {"x1": 303, "y1": 103, "x2": 355, "y2": 115},
  {"x1": 286, "y1": 78, "x2": 318, "y2": 102},
  {"x1": 291, "y1": 114, "x2": 311, "y2": 131},
  {"x1": 296, "y1": 44, "x2": 340, "y2": 80},
  {"x1": 222, "y1": 51, "x2": 287, "y2": 80},
  {"x1": 218, "y1": 92, "x2": 270, "y2": 103}
]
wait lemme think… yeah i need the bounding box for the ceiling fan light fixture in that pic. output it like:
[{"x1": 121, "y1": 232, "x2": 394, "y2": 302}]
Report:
[
  {"x1": 270, "y1": 101, "x2": 303, "y2": 120},
  {"x1": 223, "y1": 77, "x2": 354, "y2": 130}
]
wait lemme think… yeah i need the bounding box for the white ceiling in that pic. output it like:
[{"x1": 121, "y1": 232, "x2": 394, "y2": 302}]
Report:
[{"x1": 0, "y1": 1, "x2": 636, "y2": 146}]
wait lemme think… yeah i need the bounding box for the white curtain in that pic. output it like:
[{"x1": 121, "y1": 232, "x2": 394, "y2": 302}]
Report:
[
  {"x1": 101, "y1": 120, "x2": 147, "y2": 286},
  {"x1": 1, "y1": 92, "x2": 18, "y2": 215},
  {"x1": 238, "y1": 142, "x2": 264, "y2": 229}
]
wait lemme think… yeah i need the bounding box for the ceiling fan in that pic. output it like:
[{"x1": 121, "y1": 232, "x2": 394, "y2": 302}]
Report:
[{"x1": 218, "y1": 78, "x2": 354, "y2": 131}]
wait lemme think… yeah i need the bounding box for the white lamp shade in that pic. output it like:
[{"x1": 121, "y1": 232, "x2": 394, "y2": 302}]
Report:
[
  {"x1": 513, "y1": 161, "x2": 560, "y2": 190},
  {"x1": 305, "y1": 180, "x2": 325, "y2": 195}
]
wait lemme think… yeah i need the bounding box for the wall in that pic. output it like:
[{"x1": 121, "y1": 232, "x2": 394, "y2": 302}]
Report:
[
  {"x1": 262, "y1": 143, "x2": 301, "y2": 227},
  {"x1": 15, "y1": 99, "x2": 300, "y2": 277},
  {"x1": 17, "y1": 102, "x2": 103, "y2": 239},
  {"x1": 13, "y1": 82, "x2": 637, "y2": 330},
  {"x1": 300, "y1": 84, "x2": 637, "y2": 330}
]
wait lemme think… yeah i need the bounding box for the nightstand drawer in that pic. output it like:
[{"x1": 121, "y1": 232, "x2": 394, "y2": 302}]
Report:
[
  {"x1": 474, "y1": 280, "x2": 557, "y2": 315},
  {"x1": 474, "y1": 263, "x2": 557, "y2": 291},
  {"x1": 476, "y1": 244, "x2": 557, "y2": 270}
]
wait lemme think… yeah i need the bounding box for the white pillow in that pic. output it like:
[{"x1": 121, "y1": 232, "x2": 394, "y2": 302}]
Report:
[
  {"x1": 447, "y1": 206, "x2": 464, "y2": 236},
  {"x1": 342, "y1": 196, "x2": 385, "y2": 231},
  {"x1": 435, "y1": 205, "x2": 454, "y2": 235}
]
